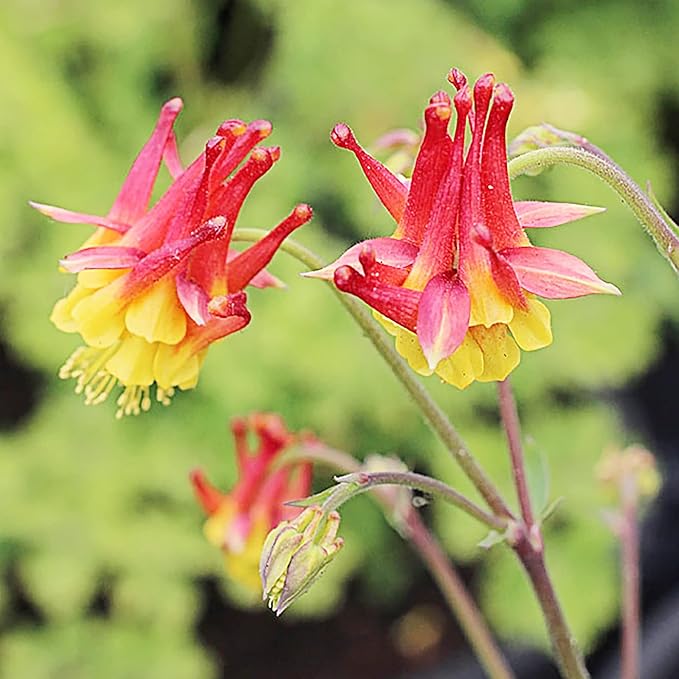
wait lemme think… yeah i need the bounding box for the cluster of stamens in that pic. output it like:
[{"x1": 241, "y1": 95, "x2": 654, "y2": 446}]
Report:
[{"x1": 59, "y1": 346, "x2": 175, "y2": 418}]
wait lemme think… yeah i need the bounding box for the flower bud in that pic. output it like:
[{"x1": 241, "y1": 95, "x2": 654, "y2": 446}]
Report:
[
  {"x1": 597, "y1": 444, "x2": 660, "y2": 504},
  {"x1": 260, "y1": 506, "x2": 344, "y2": 615}
]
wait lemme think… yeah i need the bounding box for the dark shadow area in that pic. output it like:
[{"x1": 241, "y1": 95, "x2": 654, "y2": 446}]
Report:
[
  {"x1": 198, "y1": 0, "x2": 275, "y2": 86},
  {"x1": 0, "y1": 330, "x2": 44, "y2": 431}
]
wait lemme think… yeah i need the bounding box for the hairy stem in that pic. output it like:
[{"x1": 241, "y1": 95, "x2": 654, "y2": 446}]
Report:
[
  {"x1": 508, "y1": 146, "x2": 679, "y2": 275},
  {"x1": 331, "y1": 470, "x2": 509, "y2": 531}
]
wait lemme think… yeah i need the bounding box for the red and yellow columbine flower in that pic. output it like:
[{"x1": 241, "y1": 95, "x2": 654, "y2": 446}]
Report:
[
  {"x1": 309, "y1": 69, "x2": 619, "y2": 388},
  {"x1": 33, "y1": 99, "x2": 312, "y2": 417},
  {"x1": 191, "y1": 413, "x2": 313, "y2": 593}
]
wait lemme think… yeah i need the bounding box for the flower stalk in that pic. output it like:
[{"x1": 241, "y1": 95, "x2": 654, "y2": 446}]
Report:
[
  {"x1": 497, "y1": 379, "x2": 535, "y2": 529},
  {"x1": 508, "y1": 145, "x2": 679, "y2": 275},
  {"x1": 497, "y1": 379, "x2": 589, "y2": 679},
  {"x1": 619, "y1": 474, "x2": 641, "y2": 679},
  {"x1": 331, "y1": 470, "x2": 508, "y2": 532}
]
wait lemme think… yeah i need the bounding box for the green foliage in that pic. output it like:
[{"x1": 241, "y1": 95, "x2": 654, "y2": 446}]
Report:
[{"x1": 1, "y1": 0, "x2": 677, "y2": 675}]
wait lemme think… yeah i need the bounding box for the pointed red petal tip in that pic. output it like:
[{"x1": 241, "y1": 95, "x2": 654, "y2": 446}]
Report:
[
  {"x1": 333, "y1": 265, "x2": 358, "y2": 291},
  {"x1": 447, "y1": 68, "x2": 467, "y2": 90},
  {"x1": 358, "y1": 243, "x2": 377, "y2": 273},
  {"x1": 189, "y1": 468, "x2": 225, "y2": 515},
  {"x1": 425, "y1": 99, "x2": 452, "y2": 124},
  {"x1": 491, "y1": 83, "x2": 514, "y2": 114},
  {"x1": 250, "y1": 146, "x2": 280, "y2": 167},
  {"x1": 474, "y1": 73, "x2": 496, "y2": 98},
  {"x1": 292, "y1": 203, "x2": 313, "y2": 224},
  {"x1": 249, "y1": 119, "x2": 273, "y2": 140},
  {"x1": 230, "y1": 416, "x2": 248, "y2": 438},
  {"x1": 429, "y1": 90, "x2": 451, "y2": 106},
  {"x1": 162, "y1": 97, "x2": 184, "y2": 115},
  {"x1": 453, "y1": 84, "x2": 472, "y2": 115},
  {"x1": 217, "y1": 119, "x2": 248, "y2": 139},
  {"x1": 269, "y1": 146, "x2": 282, "y2": 163},
  {"x1": 205, "y1": 136, "x2": 227, "y2": 163},
  {"x1": 330, "y1": 123, "x2": 358, "y2": 149},
  {"x1": 253, "y1": 412, "x2": 291, "y2": 450}
]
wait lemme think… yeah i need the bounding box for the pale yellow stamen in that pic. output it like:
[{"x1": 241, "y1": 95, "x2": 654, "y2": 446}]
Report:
[
  {"x1": 115, "y1": 385, "x2": 153, "y2": 419},
  {"x1": 59, "y1": 344, "x2": 177, "y2": 416},
  {"x1": 59, "y1": 344, "x2": 120, "y2": 393},
  {"x1": 156, "y1": 386, "x2": 175, "y2": 406},
  {"x1": 83, "y1": 371, "x2": 117, "y2": 405}
]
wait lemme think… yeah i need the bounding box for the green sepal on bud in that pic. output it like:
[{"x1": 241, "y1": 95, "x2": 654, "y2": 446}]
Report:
[{"x1": 260, "y1": 506, "x2": 344, "y2": 615}]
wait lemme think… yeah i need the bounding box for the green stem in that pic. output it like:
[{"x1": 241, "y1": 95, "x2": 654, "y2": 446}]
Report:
[
  {"x1": 233, "y1": 229, "x2": 513, "y2": 520},
  {"x1": 330, "y1": 470, "x2": 509, "y2": 532},
  {"x1": 508, "y1": 146, "x2": 679, "y2": 275}
]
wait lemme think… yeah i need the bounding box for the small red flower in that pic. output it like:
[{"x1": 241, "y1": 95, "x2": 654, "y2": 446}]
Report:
[
  {"x1": 190, "y1": 413, "x2": 313, "y2": 592},
  {"x1": 309, "y1": 69, "x2": 619, "y2": 387},
  {"x1": 34, "y1": 99, "x2": 312, "y2": 416}
]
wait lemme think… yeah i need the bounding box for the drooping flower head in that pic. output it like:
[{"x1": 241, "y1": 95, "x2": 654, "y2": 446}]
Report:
[
  {"x1": 308, "y1": 69, "x2": 619, "y2": 387},
  {"x1": 191, "y1": 413, "x2": 313, "y2": 592},
  {"x1": 34, "y1": 99, "x2": 312, "y2": 417}
]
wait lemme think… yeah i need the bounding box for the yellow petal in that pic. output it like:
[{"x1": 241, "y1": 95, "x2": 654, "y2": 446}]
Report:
[
  {"x1": 204, "y1": 502, "x2": 236, "y2": 548},
  {"x1": 223, "y1": 516, "x2": 269, "y2": 593},
  {"x1": 436, "y1": 332, "x2": 484, "y2": 389},
  {"x1": 104, "y1": 335, "x2": 157, "y2": 386},
  {"x1": 394, "y1": 327, "x2": 434, "y2": 376},
  {"x1": 77, "y1": 268, "x2": 126, "y2": 290},
  {"x1": 177, "y1": 349, "x2": 207, "y2": 390},
  {"x1": 72, "y1": 282, "x2": 126, "y2": 348},
  {"x1": 509, "y1": 298, "x2": 552, "y2": 351},
  {"x1": 125, "y1": 276, "x2": 187, "y2": 345},
  {"x1": 153, "y1": 341, "x2": 201, "y2": 390},
  {"x1": 471, "y1": 324, "x2": 521, "y2": 382},
  {"x1": 50, "y1": 284, "x2": 93, "y2": 333},
  {"x1": 373, "y1": 311, "x2": 399, "y2": 337},
  {"x1": 468, "y1": 269, "x2": 514, "y2": 328}
]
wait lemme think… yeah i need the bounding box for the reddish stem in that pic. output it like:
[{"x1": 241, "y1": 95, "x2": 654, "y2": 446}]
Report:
[
  {"x1": 497, "y1": 379, "x2": 535, "y2": 528},
  {"x1": 620, "y1": 476, "x2": 641, "y2": 679},
  {"x1": 497, "y1": 379, "x2": 589, "y2": 679}
]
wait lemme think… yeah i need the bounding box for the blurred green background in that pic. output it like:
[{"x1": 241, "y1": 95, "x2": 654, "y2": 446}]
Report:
[{"x1": 1, "y1": 0, "x2": 678, "y2": 677}]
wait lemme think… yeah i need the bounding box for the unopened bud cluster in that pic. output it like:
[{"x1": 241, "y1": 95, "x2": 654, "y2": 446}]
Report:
[{"x1": 260, "y1": 506, "x2": 343, "y2": 615}]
